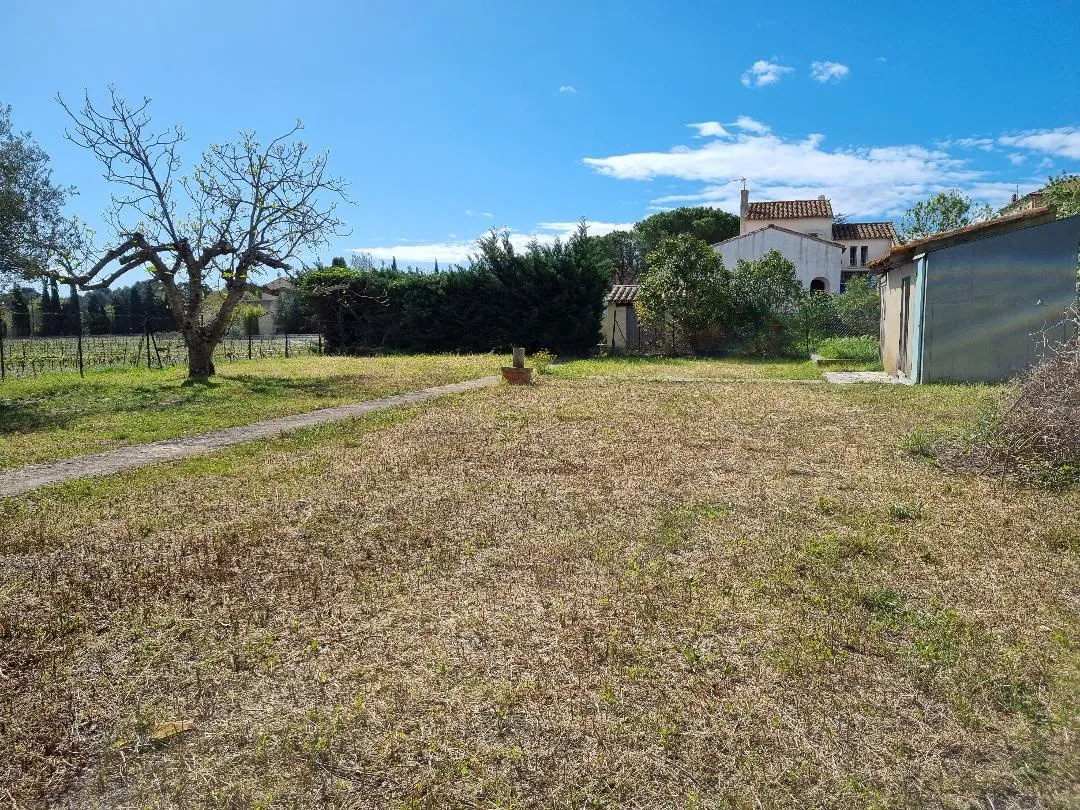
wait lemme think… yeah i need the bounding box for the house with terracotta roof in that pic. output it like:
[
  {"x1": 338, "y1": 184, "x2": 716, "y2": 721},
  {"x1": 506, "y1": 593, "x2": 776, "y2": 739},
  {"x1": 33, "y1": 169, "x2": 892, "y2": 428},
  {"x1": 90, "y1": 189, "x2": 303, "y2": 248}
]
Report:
[
  {"x1": 871, "y1": 207, "x2": 1080, "y2": 383},
  {"x1": 719, "y1": 189, "x2": 898, "y2": 293}
]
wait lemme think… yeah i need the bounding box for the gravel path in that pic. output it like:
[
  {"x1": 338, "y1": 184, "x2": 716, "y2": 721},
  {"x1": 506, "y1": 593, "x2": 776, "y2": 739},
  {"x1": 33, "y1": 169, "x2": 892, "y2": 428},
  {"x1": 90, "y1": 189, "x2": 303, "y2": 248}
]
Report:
[{"x1": 0, "y1": 375, "x2": 501, "y2": 499}]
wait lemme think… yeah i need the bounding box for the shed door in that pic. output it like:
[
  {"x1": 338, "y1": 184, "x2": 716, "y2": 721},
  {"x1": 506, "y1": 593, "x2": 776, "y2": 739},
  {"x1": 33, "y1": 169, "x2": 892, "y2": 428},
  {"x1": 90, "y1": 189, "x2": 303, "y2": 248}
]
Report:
[{"x1": 899, "y1": 275, "x2": 913, "y2": 376}]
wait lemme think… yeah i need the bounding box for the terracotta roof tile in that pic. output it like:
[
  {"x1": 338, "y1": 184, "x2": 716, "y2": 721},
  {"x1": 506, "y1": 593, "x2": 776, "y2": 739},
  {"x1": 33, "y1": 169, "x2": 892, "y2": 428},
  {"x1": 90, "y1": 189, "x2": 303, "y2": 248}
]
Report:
[
  {"x1": 606, "y1": 284, "x2": 639, "y2": 305},
  {"x1": 745, "y1": 198, "x2": 833, "y2": 220},
  {"x1": 832, "y1": 222, "x2": 898, "y2": 242}
]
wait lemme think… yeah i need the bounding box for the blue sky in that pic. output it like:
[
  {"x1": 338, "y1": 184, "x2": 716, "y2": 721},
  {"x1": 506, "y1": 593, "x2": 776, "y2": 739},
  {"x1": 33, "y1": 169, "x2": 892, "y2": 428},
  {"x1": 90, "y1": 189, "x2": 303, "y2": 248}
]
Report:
[{"x1": 7, "y1": 0, "x2": 1080, "y2": 273}]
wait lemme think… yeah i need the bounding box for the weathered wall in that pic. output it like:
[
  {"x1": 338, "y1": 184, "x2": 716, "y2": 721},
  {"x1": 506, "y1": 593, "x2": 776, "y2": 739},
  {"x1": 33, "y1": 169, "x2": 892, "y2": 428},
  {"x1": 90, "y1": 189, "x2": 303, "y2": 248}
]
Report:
[
  {"x1": 921, "y1": 215, "x2": 1080, "y2": 382},
  {"x1": 741, "y1": 216, "x2": 833, "y2": 239},
  {"x1": 602, "y1": 304, "x2": 638, "y2": 349},
  {"x1": 879, "y1": 262, "x2": 916, "y2": 376},
  {"x1": 716, "y1": 227, "x2": 843, "y2": 292}
]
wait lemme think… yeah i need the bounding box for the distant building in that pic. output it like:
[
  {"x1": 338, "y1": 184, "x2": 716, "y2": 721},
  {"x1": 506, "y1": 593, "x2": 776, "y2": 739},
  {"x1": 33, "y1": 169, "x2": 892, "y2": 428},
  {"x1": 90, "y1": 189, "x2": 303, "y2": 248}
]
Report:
[
  {"x1": 601, "y1": 284, "x2": 639, "y2": 349},
  {"x1": 871, "y1": 207, "x2": 1080, "y2": 383},
  {"x1": 254, "y1": 277, "x2": 293, "y2": 335},
  {"x1": 714, "y1": 225, "x2": 844, "y2": 293},
  {"x1": 721, "y1": 189, "x2": 898, "y2": 292},
  {"x1": 999, "y1": 188, "x2": 1047, "y2": 217}
]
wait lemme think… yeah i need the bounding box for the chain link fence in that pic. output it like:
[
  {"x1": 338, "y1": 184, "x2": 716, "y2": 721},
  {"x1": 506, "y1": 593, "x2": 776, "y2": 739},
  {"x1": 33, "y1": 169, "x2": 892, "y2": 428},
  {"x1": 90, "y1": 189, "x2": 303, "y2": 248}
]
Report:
[{"x1": 0, "y1": 313, "x2": 321, "y2": 380}]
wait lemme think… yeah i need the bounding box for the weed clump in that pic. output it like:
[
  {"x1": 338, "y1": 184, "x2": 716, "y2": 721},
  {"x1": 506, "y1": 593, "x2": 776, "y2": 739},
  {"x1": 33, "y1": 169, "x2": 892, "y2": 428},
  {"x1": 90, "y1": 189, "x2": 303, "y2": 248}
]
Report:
[{"x1": 940, "y1": 321, "x2": 1080, "y2": 488}]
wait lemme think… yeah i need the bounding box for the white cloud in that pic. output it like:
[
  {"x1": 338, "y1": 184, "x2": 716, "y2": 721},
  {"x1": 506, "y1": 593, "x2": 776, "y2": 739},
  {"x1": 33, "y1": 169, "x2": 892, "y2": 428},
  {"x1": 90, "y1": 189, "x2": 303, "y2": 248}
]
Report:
[
  {"x1": 740, "y1": 60, "x2": 793, "y2": 88},
  {"x1": 465, "y1": 209, "x2": 495, "y2": 218},
  {"x1": 941, "y1": 137, "x2": 996, "y2": 152},
  {"x1": 999, "y1": 127, "x2": 1080, "y2": 159},
  {"x1": 688, "y1": 121, "x2": 730, "y2": 139},
  {"x1": 733, "y1": 116, "x2": 770, "y2": 135},
  {"x1": 351, "y1": 220, "x2": 635, "y2": 266},
  {"x1": 583, "y1": 121, "x2": 1004, "y2": 218},
  {"x1": 875, "y1": 56, "x2": 888, "y2": 63},
  {"x1": 810, "y1": 61, "x2": 850, "y2": 83},
  {"x1": 559, "y1": 85, "x2": 577, "y2": 94},
  {"x1": 1007, "y1": 153, "x2": 1027, "y2": 166}
]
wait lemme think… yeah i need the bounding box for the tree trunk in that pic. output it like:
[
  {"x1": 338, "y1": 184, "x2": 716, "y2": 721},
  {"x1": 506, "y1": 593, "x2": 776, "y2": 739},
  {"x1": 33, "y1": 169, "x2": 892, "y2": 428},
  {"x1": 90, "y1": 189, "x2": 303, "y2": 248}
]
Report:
[{"x1": 186, "y1": 333, "x2": 216, "y2": 378}]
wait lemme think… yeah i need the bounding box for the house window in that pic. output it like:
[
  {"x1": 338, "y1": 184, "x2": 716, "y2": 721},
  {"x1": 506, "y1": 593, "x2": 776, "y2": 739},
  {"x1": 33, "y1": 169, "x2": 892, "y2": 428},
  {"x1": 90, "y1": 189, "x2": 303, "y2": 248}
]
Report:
[
  {"x1": 808, "y1": 231, "x2": 820, "y2": 238},
  {"x1": 849, "y1": 246, "x2": 857, "y2": 266},
  {"x1": 860, "y1": 246, "x2": 868, "y2": 266}
]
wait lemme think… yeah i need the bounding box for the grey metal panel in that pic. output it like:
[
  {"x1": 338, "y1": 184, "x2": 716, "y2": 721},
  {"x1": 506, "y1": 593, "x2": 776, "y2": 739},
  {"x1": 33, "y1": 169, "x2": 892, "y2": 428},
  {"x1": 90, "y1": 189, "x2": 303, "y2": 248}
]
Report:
[{"x1": 921, "y1": 215, "x2": 1080, "y2": 383}]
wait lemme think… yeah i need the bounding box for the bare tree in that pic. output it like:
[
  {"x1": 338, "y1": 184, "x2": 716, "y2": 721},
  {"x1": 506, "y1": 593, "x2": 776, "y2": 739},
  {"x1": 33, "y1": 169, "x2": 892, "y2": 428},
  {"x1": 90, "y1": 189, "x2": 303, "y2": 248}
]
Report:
[{"x1": 52, "y1": 87, "x2": 349, "y2": 377}]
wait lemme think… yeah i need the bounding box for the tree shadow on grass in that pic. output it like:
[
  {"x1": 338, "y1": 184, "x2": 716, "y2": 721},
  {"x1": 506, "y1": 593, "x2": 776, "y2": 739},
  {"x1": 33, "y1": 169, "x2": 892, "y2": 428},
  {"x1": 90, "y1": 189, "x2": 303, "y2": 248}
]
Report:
[{"x1": 221, "y1": 373, "x2": 368, "y2": 399}]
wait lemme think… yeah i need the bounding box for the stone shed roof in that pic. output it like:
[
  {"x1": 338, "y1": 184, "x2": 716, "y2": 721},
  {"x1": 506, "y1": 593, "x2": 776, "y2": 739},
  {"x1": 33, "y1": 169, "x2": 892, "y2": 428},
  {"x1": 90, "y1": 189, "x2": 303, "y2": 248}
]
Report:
[{"x1": 605, "y1": 285, "x2": 639, "y2": 305}]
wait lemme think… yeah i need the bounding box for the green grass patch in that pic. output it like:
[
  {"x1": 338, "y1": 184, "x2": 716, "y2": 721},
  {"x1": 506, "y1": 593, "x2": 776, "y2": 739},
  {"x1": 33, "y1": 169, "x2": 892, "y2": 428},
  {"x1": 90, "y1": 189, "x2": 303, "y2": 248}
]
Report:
[
  {"x1": 0, "y1": 353, "x2": 503, "y2": 468},
  {"x1": 815, "y1": 335, "x2": 880, "y2": 361}
]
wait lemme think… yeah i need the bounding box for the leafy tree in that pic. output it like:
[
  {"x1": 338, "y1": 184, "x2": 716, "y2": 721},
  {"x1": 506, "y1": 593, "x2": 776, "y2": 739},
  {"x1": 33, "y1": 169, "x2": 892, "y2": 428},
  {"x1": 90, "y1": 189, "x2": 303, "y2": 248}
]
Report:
[
  {"x1": 1043, "y1": 172, "x2": 1080, "y2": 217},
  {"x1": 127, "y1": 285, "x2": 146, "y2": 330},
  {"x1": 0, "y1": 105, "x2": 74, "y2": 281},
  {"x1": 634, "y1": 206, "x2": 739, "y2": 256},
  {"x1": 330, "y1": 256, "x2": 348, "y2": 268},
  {"x1": 9, "y1": 286, "x2": 31, "y2": 336},
  {"x1": 84, "y1": 293, "x2": 111, "y2": 334},
  {"x1": 594, "y1": 208, "x2": 738, "y2": 287},
  {"x1": 638, "y1": 234, "x2": 730, "y2": 352},
  {"x1": 63, "y1": 282, "x2": 81, "y2": 334},
  {"x1": 349, "y1": 252, "x2": 375, "y2": 271},
  {"x1": 730, "y1": 249, "x2": 806, "y2": 355},
  {"x1": 50, "y1": 88, "x2": 348, "y2": 377},
  {"x1": 897, "y1": 189, "x2": 994, "y2": 242},
  {"x1": 595, "y1": 230, "x2": 644, "y2": 284}
]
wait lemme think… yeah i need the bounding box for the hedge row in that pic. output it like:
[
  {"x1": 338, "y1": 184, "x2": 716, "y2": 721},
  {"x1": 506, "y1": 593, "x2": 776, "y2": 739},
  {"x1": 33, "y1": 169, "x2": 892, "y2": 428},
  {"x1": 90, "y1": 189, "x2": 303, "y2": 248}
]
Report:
[{"x1": 298, "y1": 229, "x2": 610, "y2": 355}]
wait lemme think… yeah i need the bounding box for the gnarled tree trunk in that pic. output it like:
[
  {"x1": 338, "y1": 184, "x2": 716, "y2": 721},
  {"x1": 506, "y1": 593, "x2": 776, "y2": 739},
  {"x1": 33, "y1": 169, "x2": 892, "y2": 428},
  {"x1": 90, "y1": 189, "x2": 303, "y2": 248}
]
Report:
[{"x1": 185, "y1": 332, "x2": 217, "y2": 378}]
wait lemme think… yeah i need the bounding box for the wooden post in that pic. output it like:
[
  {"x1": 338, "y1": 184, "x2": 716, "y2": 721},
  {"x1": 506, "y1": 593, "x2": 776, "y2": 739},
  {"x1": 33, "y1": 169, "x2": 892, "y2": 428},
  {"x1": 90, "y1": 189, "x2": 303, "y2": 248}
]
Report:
[
  {"x1": 512, "y1": 346, "x2": 525, "y2": 369},
  {"x1": 145, "y1": 318, "x2": 152, "y2": 370},
  {"x1": 0, "y1": 317, "x2": 5, "y2": 382}
]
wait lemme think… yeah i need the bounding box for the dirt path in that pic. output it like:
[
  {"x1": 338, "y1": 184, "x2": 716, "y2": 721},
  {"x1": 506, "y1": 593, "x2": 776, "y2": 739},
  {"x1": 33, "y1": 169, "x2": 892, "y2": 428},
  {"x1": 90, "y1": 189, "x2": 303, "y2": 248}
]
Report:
[{"x1": 0, "y1": 375, "x2": 501, "y2": 499}]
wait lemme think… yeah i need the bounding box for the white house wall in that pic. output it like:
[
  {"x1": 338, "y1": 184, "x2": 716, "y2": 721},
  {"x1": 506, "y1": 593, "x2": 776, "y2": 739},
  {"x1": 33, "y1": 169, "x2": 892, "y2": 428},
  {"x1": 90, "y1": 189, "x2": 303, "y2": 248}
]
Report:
[
  {"x1": 715, "y1": 228, "x2": 843, "y2": 293},
  {"x1": 741, "y1": 216, "x2": 833, "y2": 239},
  {"x1": 837, "y1": 237, "x2": 893, "y2": 271}
]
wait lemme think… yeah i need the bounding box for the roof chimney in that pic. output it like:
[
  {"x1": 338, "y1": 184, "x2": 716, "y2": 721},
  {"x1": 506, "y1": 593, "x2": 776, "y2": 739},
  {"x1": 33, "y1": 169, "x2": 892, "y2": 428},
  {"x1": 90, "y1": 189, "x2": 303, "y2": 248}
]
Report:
[{"x1": 740, "y1": 187, "x2": 749, "y2": 225}]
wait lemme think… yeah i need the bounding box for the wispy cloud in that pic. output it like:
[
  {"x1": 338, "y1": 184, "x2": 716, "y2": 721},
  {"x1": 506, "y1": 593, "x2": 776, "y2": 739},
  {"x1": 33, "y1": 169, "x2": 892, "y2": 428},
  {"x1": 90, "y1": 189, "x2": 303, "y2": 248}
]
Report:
[
  {"x1": 999, "y1": 126, "x2": 1080, "y2": 159},
  {"x1": 351, "y1": 220, "x2": 635, "y2": 266},
  {"x1": 733, "y1": 116, "x2": 770, "y2": 135},
  {"x1": 582, "y1": 119, "x2": 1032, "y2": 218},
  {"x1": 940, "y1": 137, "x2": 996, "y2": 152},
  {"x1": 465, "y1": 209, "x2": 495, "y2": 218},
  {"x1": 559, "y1": 85, "x2": 577, "y2": 94},
  {"x1": 809, "y1": 61, "x2": 849, "y2": 83},
  {"x1": 1007, "y1": 153, "x2": 1027, "y2": 166},
  {"x1": 688, "y1": 122, "x2": 730, "y2": 139},
  {"x1": 740, "y1": 59, "x2": 793, "y2": 88}
]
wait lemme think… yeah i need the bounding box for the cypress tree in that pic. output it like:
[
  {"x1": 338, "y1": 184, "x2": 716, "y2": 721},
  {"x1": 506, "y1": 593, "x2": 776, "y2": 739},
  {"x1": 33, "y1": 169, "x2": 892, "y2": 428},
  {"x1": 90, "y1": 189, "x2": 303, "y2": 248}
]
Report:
[
  {"x1": 64, "y1": 283, "x2": 81, "y2": 334},
  {"x1": 48, "y1": 278, "x2": 62, "y2": 335},
  {"x1": 11, "y1": 288, "x2": 31, "y2": 336}
]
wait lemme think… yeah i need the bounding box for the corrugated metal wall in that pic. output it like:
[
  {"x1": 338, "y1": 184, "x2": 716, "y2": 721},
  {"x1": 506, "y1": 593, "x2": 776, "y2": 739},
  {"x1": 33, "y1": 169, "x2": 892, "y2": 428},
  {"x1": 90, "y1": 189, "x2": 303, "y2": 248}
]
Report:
[{"x1": 922, "y1": 215, "x2": 1080, "y2": 382}]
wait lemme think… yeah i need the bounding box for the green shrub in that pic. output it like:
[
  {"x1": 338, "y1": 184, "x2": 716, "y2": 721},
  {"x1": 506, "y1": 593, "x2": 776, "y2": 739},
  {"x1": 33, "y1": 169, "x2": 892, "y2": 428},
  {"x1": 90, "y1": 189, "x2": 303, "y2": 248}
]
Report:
[
  {"x1": 298, "y1": 226, "x2": 610, "y2": 356},
  {"x1": 816, "y1": 335, "x2": 880, "y2": 360}
]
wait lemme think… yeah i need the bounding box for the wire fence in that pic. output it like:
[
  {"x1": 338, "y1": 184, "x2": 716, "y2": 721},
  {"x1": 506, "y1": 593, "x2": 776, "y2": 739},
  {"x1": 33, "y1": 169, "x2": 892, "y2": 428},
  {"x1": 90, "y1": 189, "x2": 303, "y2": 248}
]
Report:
[
  {"x1": 0, "y1": 314, "x2": 321, "y2": 380},
  {"x1": 611, "y1": 301, "x2": 878, "y2": 357}
]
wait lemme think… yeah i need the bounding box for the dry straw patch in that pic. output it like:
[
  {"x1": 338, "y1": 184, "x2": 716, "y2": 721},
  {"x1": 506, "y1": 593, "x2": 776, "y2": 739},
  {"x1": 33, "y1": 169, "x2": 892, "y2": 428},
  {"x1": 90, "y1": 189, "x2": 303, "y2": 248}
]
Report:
[{"x1": 1, "y1": 378, "x2": 1078, "y2": 808}]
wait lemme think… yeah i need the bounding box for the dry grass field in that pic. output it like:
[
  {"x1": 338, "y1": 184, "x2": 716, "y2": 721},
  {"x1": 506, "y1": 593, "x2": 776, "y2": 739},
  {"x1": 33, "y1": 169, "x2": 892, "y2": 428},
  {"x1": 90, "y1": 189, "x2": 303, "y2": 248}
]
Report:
[{"x1": 2, "y1": 370, "x2": 1078, "y2": 808}]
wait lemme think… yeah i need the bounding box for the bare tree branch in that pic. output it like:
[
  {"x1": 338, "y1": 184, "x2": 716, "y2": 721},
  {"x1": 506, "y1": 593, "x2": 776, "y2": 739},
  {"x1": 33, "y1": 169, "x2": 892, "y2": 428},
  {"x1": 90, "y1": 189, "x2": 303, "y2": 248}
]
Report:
[{"x1": 49, "y1": 88, "x2": 351, "y2": 376}]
